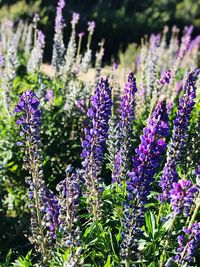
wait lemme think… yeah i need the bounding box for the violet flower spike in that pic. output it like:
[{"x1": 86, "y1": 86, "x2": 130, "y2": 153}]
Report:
[
  {"x1": 81, "y1": 78, "x2": 112, "y2": 220},
  {"x1": 175, "y1": 223, "x2": 200, "y2": 265},
  {"x1": 120, "y1": 100, "x2": 170, "y2": 261},
  {"x1": 112, "y1": 72, "x2": 137, "y2": 183},
  {"x1": 159, "y1": 68, "x2": 199, "y2": 202},
  {"x1": 169, "y1": 179, "x2": 198, "y2": 217}
]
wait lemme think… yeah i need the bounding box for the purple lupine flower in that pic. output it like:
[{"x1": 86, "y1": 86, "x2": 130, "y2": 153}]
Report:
[
  {"x1": 169, "y1": 179, "x2": 198, "y2": 216},
  {"x1": 81, "y1": 78, "x2": 112, "y2": 173},
  {"x1": 188, "y1": 35, "x2": 200, "y2": 52},
  {"x1": 27, "y1": 30, "x2": 45, "y2": 73},
  {"x1": 159, "y1": 68, "x2": 199, "y2": 201},
  {"x1": 42, "y1": 187, "x2": 60, "y2": 240},
  {"x1": 159, "y1": 70, "x2": 171, "y2": 85},
  {"x1": 56, "y1": 166, "x2": 81, "y2": 248},
  {"x1": 78, "y1": 32, "x2": 85, "y2": 38},
  {"x1": 55, "y1": 0, "x2": 65, "y2": 33},
  {"x1": 71, "y1": 12, "x2": 80, "y2": 26},
  {"x1": 81, "y1": 78, "x2": 112, "y2": 219},
  {"x1": 15, "y1": 91, "x2": 59, "y2": 259},
  {"x1": 52, "y1": 0, "x2": 66, "y2": 72},
  {"x1": 87, "y1": 21, "x2": 96, "y2": 34},
  {"x1": 120, "y1": 100, "x2": 170, "y2": 260},
  {"x1": 177, "y1": 26, "x2": 193, "y2": 60},
  {"x1": 175, "y1": 223, "x2": 200, "y2": 265},
  {"x1": 113, "y1": 62, "x2": 118, "y2": 70},
  {"x1": 112, "y1": 152, "x2": 121, "y2": 183},
  {"x1": 45, "y1": 89, "x2": 54, "y2": 103},
  {"x1": 112, "y1": 73, "x2": 137, "y2": 183},
  {"x1": 195, "y1": 165, "x2": 200, "y2": 186}
]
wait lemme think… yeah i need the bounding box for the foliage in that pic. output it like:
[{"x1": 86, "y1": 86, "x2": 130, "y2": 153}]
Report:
[{"x1": 0, "y1": 0, "x2": 200, "y2": 266}]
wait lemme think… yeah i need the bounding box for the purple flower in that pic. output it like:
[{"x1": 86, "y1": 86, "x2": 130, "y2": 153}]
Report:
[
  {"x1": 113, "y1": 62, "x2": 118, "y2": 70},
  {"x1": 45, "y1": 89, "x2": 54, "y2": 103},
  {"x1": 159, "y1": 70, "x2": 171, "y2": 85},
  {"x1": 56, "y1": 167, "x2": 81, "y2": 248},
  {"x1": 81, "y1": 78, "x2": 112, "y2": 173},
  {"x1": 81, "y1": 78, "x2": 112, "y2": 219},
  {"x1": 78, "y1": 32, "x2": 85, "y2": 38},
  {"x1": 87, "y1": 21, "x2": 96, "y2": 34},
  {"x1": 15, "y1": 91, "x2": 59, "y2": 258},
  {"x1": 175, "y1": 223, "x2": 200, "y2": 265},
  {"x1": 112, "y1": 73, "x2": 137, "y2": 183},
  {"x1": 55, "y1": 0, "x2": 65, "y2": 33},
  {"x1": 159, "y1": 68, "x2": 199, "y2": 201},
  {"x1": 71, "y1": 12, "x2": 80, "y2": 26},
  {"x1": 121, "y1": 100, "x2": 170, "y2": 260},
  {"x1": 169, "y1": 179, "x2": 198, "y2": 216},
  {"x1": 52, "y1": 0, "x2": 66, "y2": 72}
]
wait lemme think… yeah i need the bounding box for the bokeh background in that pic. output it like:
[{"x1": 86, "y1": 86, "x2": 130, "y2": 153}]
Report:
[{"x1": 1, "y1": 0, "x2": 200, "y2": 62}]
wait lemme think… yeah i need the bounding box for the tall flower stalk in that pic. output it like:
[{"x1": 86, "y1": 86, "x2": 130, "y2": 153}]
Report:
[
  {"x1": 159, "y1": 68, "x2": 199, "y2": 202},
  {"x1": 112, "y1": 72, "x2": 137, "y2": 184},
  {"x1": 121, "y1": 100, "x2": 170, "y2": 263},
  {"x1": 15, "y1": 90, "x2": 59, "y2": 264},
  {"x1": 52, "y1": 0, "x2": 66, "y2": 74},
  {"x1": 81, "y1": 78, "x2": 112, "y2": 221}
]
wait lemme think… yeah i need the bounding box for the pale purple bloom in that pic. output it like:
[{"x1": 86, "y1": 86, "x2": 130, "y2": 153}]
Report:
[
  {"x1": 71, "y1": 12, "x2": 80, "y2": 26},
  {"x1": 45, "y1": 89, "x2": 54, "y2": 103},
  {"x1": 88, "y1": 21, "x2": 96, "y2": 34}
]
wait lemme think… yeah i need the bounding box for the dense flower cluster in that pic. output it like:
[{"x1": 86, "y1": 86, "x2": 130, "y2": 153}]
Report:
[
  {"x1": 159, "y1": 68, "x2": 199, "y2": 201},
  {"x1": 81, "y1": 78, "x2": 112, "y2": 219},
  {"x1": 169, "y1": 179, "x2": 198, "y2": 216},
  {"x1": 15, "y1": 91, "x2": 60, "y2": 262},
  {"x1": 27, "y1": 30, "x2": 45, "y2": 73},
  {"x1": 121, "y1": 100, "x2": 170, "y2": 260},
  {"x1": 112, "y1": 72, "x2": 137, "y2": 183},
  {"x1": 52, "y1": 0, "x2": 66, "y2": 72},
  {"x1": 175, "y1": 223, "x2": 200, "y2": 265}
]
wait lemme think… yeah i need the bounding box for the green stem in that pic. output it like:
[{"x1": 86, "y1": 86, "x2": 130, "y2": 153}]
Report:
[{"x1": 159, "y1": 215, "x2": 177, "y2": 267}]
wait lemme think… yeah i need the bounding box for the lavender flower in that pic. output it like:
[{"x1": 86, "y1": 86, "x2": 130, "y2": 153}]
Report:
[
  {"x1": 175, "y1": 223, "x2": 200, "y2": 265},
  {"x1": 112, "y1": 73, "x2": 137, "y2": 183},
  {"x1": 159, "y1": 68, "x2": 199, "y2": 201},
  {"x1": 24, "y1": 23, "x2": 33, "y2": 58},
  {"x1": 169, "y1": 179, "x2": 198, "y2": 216},
  {"x1": 52, "y1": 0, "x2": 66, "y2": 73},
  {"x1": 15, "y1": 90, "x2": 59, "y2": 262},
  {"x1": 159, "y1": 70, "x2": 171, "y2": 86},
  {"x1": 63, "y1": 12, "x2": 80, "y2": 76},
  {"x1": 81, "y1": 78, "x2": 112, "y2": 219},
  {"x1": 121, "y1": 100, "x2": 170, "y2": 261},
  {"x1": 56, "y1": 166, "x2": 82, "y2": 266},
  {"x1": 27, "y1": 30, "x2": 45, "y2": 74},
  {"x1": 87, "y1": 21, "x2": 96, "y2": 35},
  {"x1": 78, "y1": 32, "x2": 85, "y2": 38},
  {"x1": 71, "y1": 12, "x2": 80, "y2": 27},
  {"x1": 45, "y1": 89, "x2": 54, "y2": 104}
]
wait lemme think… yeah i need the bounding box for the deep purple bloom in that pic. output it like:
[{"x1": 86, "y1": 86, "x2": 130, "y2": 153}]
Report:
[
  {"x1": 159, "y1": 70, "x2": 171, "y2": 85},
  {"x1": 55, "y1": 0, "x2": 65, "y2": 33},
  {"x1": 159, "y1": 68, "x2": 199, "y2": 201},
  {"x1": 56, "y1": 166, "x2": 81, "y2": 248},
  {"x1": 15, "y1": 90, "x2": 59, "y2": 255},
  {"x1": 112, "y1": 73, "x2": 137, "y2": 183},
  {"x1": 121, "y1": 100, "x2": 170, "y2": 260},
  {"x1": 175, "y1": 223, "x2": 200, "y2": 265},
  {"x1": 81, "y1": 78, "x2": 112, "y2": 218},
  {"x1": 169, "y1": 179, "x2": 198, "y2": 216},
  {"x1": 81, "y1": 78, "x2": 112, "y2": 174}
]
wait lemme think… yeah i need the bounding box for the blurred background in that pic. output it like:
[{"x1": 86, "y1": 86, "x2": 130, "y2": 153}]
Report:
[{"x1": 1, "y1": 0, "x2": 200, "y2": 63}]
